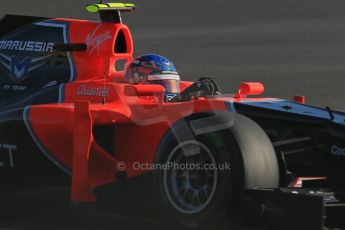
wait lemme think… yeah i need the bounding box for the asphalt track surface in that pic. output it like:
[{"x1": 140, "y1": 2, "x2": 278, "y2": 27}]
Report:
[{"x1": 1, "y1": 0, "x2": 345, "y2": 229}]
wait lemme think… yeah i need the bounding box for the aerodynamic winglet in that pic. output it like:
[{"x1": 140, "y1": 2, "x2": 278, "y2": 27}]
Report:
[{"x1": 86, "y1": 2, "x2": 137, "y2": 23}]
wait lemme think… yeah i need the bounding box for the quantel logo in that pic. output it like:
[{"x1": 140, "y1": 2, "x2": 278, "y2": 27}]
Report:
[{"x1": 77, "y1": 84, "x2": 111, "y2": 97}]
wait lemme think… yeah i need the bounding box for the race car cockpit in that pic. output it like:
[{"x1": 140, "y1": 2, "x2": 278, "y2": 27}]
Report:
[{"x1": 124, "y1": 54, "x2": 221, "y2": 102}]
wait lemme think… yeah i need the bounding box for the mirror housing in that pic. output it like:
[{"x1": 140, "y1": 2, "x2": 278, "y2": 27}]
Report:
[{"x1": 235, "y1": 82, "x2": 264, "y2": 99}]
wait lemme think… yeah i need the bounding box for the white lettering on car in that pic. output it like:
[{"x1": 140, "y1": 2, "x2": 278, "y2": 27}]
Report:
[
  {"x1": 0, "y1": 143, "x2": 17, "y2": 168},
  {"x1": 85, "y1": 24, "x2": 112, "y2": 55},
  {"x1": 331, "y1": 145, "x2": 345, "y2": 156},
  {"x1": 0, "y1": 40, "x2": 54, "y2": 52}
]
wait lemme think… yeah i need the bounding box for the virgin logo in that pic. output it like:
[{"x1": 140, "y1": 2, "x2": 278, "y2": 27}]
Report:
[{"x1": 85, "y1": 24, "x2": 112, "y2": 55}]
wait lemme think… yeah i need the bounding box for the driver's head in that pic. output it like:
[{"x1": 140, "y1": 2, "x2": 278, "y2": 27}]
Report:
[{"x1": 125, "y1": 54, "x2": 180, "y2": 99}]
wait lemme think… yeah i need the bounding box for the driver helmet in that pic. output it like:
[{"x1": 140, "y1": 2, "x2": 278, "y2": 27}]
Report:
[{"x1": 125, "y1": 54, "x2": 180, "y2": 99}]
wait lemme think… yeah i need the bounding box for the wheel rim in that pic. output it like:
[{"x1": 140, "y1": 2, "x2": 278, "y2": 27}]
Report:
[{"x1": 163, "y1": 141, "x2": 218, "y2": 215}]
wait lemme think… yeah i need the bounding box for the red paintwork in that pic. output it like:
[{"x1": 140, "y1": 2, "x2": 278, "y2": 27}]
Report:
[
  {"x1": 235, "y1": 82, "x2": 264, "y2": 99},
  {"x1": 294, "y1": 95, "x2": 306, "y2": 104},
  {"x1": 72, "y1": 101, "x2": 95, "y2": 201},
  {"x1": 25, "y1": 17, "x2": 278, "y2": 202},
  {"x1": 58, "y1": 18, "x2": 134, "y2": 82}
]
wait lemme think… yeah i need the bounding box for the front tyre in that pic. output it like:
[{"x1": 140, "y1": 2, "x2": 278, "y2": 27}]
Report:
[
  {"x1": 154, "y1": 113, "x2": 279, "y2": 229},
  {"x1": 163, "y1": 140, "x2": 219, "y2": 215}
]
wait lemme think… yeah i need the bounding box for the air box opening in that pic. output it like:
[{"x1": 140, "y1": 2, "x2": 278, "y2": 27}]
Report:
[{"x1": 114, "y1": 30, "x2": 127, "y2": 54}]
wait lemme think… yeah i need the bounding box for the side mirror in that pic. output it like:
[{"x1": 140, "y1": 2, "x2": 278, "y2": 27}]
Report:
[{"x1": 235, "y1": 82, "x2": 264, "y2": 99}]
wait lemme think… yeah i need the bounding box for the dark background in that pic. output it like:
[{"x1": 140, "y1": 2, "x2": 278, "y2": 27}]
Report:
[
  {"x1": 0, "y1": 1, "x2": 345, "y2": 229},
  {"x1": 1, "y1": 0, "x2": 345, "y2": 110}
]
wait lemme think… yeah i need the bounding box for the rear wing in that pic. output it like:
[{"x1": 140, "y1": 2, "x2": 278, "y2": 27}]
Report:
[{"x1": 86, "y1": 2, "x2": 137, "y2": 23}]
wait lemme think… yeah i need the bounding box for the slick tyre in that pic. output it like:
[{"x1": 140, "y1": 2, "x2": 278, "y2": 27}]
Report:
[{"x1": 154, "y1": 113, "x2": 279, "y2": 229}]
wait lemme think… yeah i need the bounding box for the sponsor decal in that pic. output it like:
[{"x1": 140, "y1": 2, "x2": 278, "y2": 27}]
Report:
[
  {"x1": 77, "y1": 84, "x2": 111, "y2": 97},
  {"x1": 331, "y1": 144, "x2": 345, "y2": 156},
  {"x1": 85, "y1": 24, "x2": 112, "y2": 55},
  {"x1": 0, "y1": 53, "x2": 51, "y2": 83},
  {"x1": 0, "y1": 143, "x2": 17, "y2": 168},
  {"x1": 0, "y1": 40, "x2": 54, "y2": 52},
  {"x1": 2, "y1": 84, "x2": 26, "y2": 91}
]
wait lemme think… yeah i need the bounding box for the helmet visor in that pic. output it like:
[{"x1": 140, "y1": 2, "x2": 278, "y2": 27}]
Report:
[
  {"x1": 147, "y1": 74, "x2": 180, "y2": 94},
  {"x1": 148, "y1": 79, "x2": 180, "y2": 94}
]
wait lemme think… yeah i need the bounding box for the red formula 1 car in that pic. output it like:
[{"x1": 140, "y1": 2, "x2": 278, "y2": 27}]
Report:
[{"x1": 0, "y1": 3, "x2": 344, "y2": 229}]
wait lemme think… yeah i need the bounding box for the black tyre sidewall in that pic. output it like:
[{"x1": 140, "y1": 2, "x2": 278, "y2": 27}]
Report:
[
  {"x1": 154, "y1": 124, "x2": 242, "y2": 229},
  {"x1": 154, "y1": 113, "x2": 279, "y2": 229}
]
